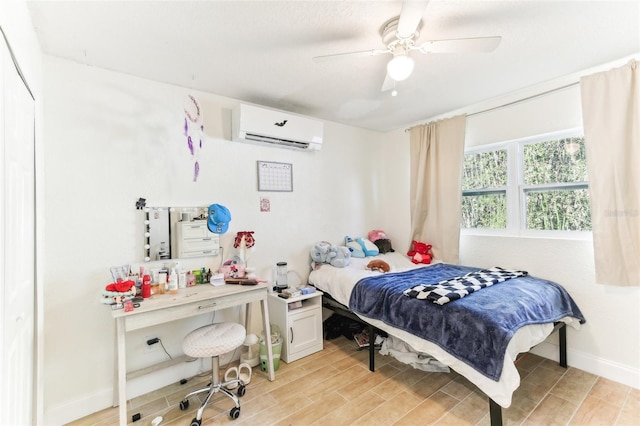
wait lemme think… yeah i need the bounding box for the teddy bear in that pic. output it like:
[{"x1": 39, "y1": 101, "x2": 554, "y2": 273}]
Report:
[
  {"x1": 310, "y1": 241, "x2": 351, "y2": 269},
  {"x1": 310, "y1": 241, "x2": 332, "y2": 264},
  {"x1": 329, "y1": 246, "x2": 351, "y2": 268},
  {"x1": 407, "y1": 240, "x2": 433, "y2": 264},
  {"x1": 367, "y1": 259, "x2": 390, "y2": 273}
]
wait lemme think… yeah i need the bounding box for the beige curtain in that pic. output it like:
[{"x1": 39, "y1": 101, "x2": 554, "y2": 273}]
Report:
[
  {"x1": 580, "y1": 60, "x2": 640, "y2": 286},
  {"x1": 409, "y1": 115, "x2": 466, "y2": 263}
]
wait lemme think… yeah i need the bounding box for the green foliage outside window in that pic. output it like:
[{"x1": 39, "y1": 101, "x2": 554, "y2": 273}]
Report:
[
  {"x1": 461, "y1": 193, "x2": 507, "y2": 229},
  {"x1": 462, "y1": 150, "x2": 507, "y2": 190},
  {"x1": 461, "y1": 134, "x2": 592, "y2": 232},
  {"x1": 523, "y1": 137, "x2": 587, "y2": 184},
  {"x1": 526, "y1": 189, "x2": 592, "y2": 231},
  {"x1": 461, "y1": 149, "x2": 507, "y2": 229}
]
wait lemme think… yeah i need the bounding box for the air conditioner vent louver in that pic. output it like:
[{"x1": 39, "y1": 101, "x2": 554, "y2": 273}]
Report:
[
  {"x1": 244, "y1": 133, "x2": 311, "y2": 149},
  {"x1": 232, "y1": 104, "x2": 323, "y2": 151}
]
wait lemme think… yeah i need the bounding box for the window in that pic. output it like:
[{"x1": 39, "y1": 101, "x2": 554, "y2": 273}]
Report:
[
  {"x1": 461, "y1": 131, "x2": 591, "y2": 234},
  {"x1": 461, "y1": 149, "x2": 508, "y2": 229}
]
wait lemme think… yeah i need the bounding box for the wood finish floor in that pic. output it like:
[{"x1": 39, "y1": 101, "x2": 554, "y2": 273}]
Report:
[{"x1": 68, "y1": 335, "x2": 639, "y2": 426}]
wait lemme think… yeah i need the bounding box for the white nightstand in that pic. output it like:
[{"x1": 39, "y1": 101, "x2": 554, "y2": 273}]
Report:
[{"x1": 267, "y1": 290, "x2": 324, "y2": 363}]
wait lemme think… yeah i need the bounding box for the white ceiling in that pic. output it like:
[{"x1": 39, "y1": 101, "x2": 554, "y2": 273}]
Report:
[{"x1": 27, "y1": 0, "x2": 640, "y2": 132}]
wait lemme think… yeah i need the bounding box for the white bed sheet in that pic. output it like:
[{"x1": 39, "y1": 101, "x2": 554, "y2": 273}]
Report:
[{"x1": 308, "y1": 252, "x2": 579, "y2": 407}]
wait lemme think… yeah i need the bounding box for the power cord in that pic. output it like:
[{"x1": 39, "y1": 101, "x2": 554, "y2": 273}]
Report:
[{"x1": 158, "y1": 338, "x2": 172, "y2": 360}]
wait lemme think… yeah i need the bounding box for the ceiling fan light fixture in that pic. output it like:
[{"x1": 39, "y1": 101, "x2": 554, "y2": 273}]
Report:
[{"x1": 387, "y1": 54, "x2": 414, "y2": 81}]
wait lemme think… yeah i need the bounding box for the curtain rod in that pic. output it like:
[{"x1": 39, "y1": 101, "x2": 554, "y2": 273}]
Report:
[
  {"x1": 466, "y1": 81, "x2": 579, "y2": 117},
  {"x1": 405, "y1": 81, "x2": 579, "y2": 132}
]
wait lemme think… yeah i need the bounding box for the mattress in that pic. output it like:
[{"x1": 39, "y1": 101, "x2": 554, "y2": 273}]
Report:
[{"x1": 308, "y1": 252, "x2": 581, "y2": 407}]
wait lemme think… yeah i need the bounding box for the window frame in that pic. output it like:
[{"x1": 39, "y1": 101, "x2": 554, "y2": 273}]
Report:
[{"x1": 461, "y1": 128, "x2": 591, "y2": 239}]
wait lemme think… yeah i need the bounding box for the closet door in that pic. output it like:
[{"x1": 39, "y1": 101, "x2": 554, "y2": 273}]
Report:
[{"x1": 0, "y1": 36, "x2": 36, "y2": 425}]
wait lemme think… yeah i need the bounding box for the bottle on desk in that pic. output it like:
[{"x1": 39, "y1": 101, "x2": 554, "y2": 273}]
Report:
[
  {"x1": 142, "y1": 274, "x2": 152, "y2": 298},
  {"x1": 178, "y1": 270, "x2": 187, "y2": 289},
  {"x1": 168, "y1": 268, "x2": 178, "y2": 294},
  {"x1": 157, "y1": 271, "x2": 167, "y2": 294},
  {"x1": 187, "y1": 271, "x2": 195, "y2": 287}
]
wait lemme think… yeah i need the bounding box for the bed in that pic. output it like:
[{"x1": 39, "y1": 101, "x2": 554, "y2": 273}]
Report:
[{"x1": 308, "y1": 252, "x2": 585, "y2": 426}]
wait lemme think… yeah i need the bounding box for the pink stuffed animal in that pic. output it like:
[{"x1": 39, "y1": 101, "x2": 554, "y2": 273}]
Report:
[{"x1": 407, "y1": 240, "x2": 433, "y2": 264}]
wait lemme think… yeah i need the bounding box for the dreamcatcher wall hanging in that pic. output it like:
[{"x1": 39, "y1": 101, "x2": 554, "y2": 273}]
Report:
[{"x1": 183, "y1": 94, "x2": 204, "y2": 182}]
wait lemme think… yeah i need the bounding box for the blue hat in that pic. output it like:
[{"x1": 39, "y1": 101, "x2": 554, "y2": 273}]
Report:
[{"x1": 207, "y1": 204, "x2": 231, "y2": 234}]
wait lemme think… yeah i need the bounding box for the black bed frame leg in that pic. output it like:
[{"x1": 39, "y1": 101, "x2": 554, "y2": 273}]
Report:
[
  {"x1": 559, "y1": 323, "x2": 567, "y2": 368},
  {"x1": 368, "y1": 324, "x2": 375, "y2": 372},
  {"x1": 486, "y1": 323, "x2": 567, "y2": 426},
  {"x1": 489, "y1": 399, "x2": 503, "y2": 426}
]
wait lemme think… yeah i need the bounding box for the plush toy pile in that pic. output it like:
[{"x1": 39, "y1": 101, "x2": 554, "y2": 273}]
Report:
[
  {"x1": 407, "y1": 240, "x2": 433, "y2": 264},
  {"x1": 310, "y1": 241, "x2": 352, "y2": 269},
  {"x1": 311, "y1": 231, "x2": 397, "y2": 272}
]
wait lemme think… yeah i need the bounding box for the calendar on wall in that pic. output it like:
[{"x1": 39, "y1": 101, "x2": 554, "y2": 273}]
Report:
[{"x1": 257, "y1": 161, "x2": 293, "y2": 192}]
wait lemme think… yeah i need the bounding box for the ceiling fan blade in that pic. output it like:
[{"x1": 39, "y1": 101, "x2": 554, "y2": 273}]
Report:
[
  {"x1": 417, "y1": 36, "x2": 502, "y2": 54},
  {"x1": 312, "y1": 49, "x2": 390, "y2": 62},
  {"x1": 381, "y1": 73, "x2": 395, "y2": 92},
  {"x1": 397, "y1": 0, "x2": 430, "y2": 38}
]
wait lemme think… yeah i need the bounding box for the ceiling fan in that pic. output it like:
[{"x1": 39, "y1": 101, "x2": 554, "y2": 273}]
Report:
[{"x1": 312, "y1": 0, "x2": 501, "y2": 93}]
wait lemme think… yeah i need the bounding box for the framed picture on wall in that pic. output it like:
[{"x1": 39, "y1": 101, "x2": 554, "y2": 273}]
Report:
[{"x1": 257, "y1": 161, "x2": 293, "y2": 192}]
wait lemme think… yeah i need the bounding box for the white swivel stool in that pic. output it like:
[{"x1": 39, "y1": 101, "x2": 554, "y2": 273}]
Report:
[{"x1": 179, "y1": 322, "x2": 247, "y2": 425}]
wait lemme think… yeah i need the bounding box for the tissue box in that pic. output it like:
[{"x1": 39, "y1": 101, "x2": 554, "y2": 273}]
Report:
[{"x1": 209, "y1": 273, "x2": 225, "y2": 286}]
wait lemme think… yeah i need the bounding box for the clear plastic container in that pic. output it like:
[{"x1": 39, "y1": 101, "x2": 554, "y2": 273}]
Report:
[
  {"x1": 240, "y1": 334, "x2": 260, "y2": 368},
  {"x1": 259, "y1": 324, "x2": 283, "y2": 371}
]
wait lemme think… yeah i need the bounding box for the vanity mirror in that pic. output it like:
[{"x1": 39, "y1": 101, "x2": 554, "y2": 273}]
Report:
[{"x1": 143, "y1": 206, "x2": 217, "y2": 262}]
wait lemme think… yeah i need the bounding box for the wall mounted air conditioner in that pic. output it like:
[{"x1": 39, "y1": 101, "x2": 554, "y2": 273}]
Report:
[{"x1": 232, "y1": 103, "x2": 323, "y2": 151}]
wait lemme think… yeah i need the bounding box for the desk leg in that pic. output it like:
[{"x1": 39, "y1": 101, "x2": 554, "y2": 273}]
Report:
[
  {"x1": 243, "y1": 302, "x2": 251, "y2": 329},
  {"x1": 116, "y1": 318, "x2": 127, "y2": 426},
  {"x1": 260, "y1": 297, "x2": 275, "y2": 381}
]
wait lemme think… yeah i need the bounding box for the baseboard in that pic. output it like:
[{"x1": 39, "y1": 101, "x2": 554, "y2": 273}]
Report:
[
  {"x1": 44, "y1": 359, "x2": 207, "y2": 425},
  {"x1": 530, "y1": 342, "x2": 640, "y2": 390}
]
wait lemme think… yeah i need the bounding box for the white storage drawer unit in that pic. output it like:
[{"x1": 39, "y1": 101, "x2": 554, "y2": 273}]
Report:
[
  {"x1": 267, "y1": 291, "x2": 323, "y2": 363},
  {"x1": 176, "y1": 221, "x2": 220, "y2": 258}
]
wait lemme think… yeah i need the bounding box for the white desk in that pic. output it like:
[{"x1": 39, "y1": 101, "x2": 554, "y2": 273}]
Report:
[{"x1": 111, "y1": 283, "x2": 274, "y2": 426}]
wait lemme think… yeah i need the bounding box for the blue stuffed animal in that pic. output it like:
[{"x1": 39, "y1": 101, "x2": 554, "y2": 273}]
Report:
[
  {"x1": 345, "y1": 235, "x2": 379, "y2": 257},
  {"x1": 345, "y1": 235, "x2": 365, "y2": 257},
  {"x1": 310, "y1": 241, "x2": 351, "y2": 269},
  {"x1": 329, "y1": 246, "x2": 351, "y2": 268},
  {"x1": 310, "y1": 241, "x2": 332, "y2": 264},
  {"x1": 357, "y1": 237, "x2": 379, "y2": 256}
]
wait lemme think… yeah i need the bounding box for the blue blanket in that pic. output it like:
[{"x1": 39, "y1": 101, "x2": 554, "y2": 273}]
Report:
[{"x1": 349, "y1": 263, "x2": 586, "y2": 381}]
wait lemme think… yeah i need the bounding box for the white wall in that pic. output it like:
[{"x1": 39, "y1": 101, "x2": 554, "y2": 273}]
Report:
[
  {"x1": 41, "y1": 57, "x2": 386, "y2": 424},
  {"x1": 383, "y1": 79, "x2": 640, "y2": 391}
]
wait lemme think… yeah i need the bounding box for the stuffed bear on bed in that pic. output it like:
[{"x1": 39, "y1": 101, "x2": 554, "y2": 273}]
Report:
[{"x1": 310, "y1": 241, "x2": 351, "y2": 269}]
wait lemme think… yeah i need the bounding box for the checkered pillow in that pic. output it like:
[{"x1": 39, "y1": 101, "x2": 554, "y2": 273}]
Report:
[{"x1": 403, "y1": 267, "x2": 528, "y2": 305}]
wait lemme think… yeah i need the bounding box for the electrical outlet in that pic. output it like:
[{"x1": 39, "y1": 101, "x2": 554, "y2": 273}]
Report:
[{"x1": 144, "y1": 335, "x2": 159, "y2": 353}]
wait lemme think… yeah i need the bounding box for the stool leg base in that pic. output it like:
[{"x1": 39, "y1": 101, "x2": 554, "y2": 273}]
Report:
[{"x1": 184, "y1": 355, "x2": 243, "y2": 422}]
